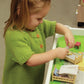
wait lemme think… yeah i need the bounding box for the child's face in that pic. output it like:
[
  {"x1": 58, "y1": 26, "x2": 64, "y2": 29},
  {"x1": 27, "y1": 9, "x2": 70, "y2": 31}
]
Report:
[{"x1": 25, "y1": 5, "x2": 50, "y2": 30}]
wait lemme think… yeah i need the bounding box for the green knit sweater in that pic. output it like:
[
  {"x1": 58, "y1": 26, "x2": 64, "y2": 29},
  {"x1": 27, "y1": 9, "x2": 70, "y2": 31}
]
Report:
[{"x1": 2, "y1": 20, "x2": 56, "y2": 84}]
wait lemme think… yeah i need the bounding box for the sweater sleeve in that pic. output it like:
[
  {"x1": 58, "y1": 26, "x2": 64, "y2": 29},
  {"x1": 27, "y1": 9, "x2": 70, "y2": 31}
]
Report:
[
  {"x1": 5, "y1": 30, "x2": 35, "y2": 65},
  {"x1": 42, "y1": 19, "x2": 56, "y2": 38}
]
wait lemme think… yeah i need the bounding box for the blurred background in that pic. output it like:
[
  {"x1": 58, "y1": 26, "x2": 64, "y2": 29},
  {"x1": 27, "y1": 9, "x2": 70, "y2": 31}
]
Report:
[{"x1": 0, "y1": 0, "x2": 79, "y2": 84}]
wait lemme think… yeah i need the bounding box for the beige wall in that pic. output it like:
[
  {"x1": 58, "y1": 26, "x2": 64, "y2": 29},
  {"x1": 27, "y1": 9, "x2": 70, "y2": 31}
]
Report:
[
  {"x1": 0, "y1": 0, "x2": 79, "y2": 84},
  {"x1": 0, "y1": 0, "x2": 11, "y2": 84}
]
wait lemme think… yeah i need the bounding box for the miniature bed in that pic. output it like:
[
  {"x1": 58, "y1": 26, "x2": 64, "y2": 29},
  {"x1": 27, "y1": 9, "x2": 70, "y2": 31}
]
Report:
[
  {"x1": 52, "y1": 65, "x2": 78, "y2": 84},
  {"x1": 43, "y1": 26, "x2": 84, "y2": 84},
  {"x1": 65, "y1": 51, "x2": 83, "y2": 64}
]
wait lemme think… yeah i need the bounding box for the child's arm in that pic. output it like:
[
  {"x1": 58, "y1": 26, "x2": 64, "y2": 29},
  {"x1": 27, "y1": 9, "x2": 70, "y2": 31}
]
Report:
[
  {"x1": 26, "y1": 47, "x2": 69, "y2": 66},
  {"x1": 26, "y1": 23, "x2": 74, "y2": 66},
  {"x1": 55, "y1": 23, "x2": 74, "y2": 48}
]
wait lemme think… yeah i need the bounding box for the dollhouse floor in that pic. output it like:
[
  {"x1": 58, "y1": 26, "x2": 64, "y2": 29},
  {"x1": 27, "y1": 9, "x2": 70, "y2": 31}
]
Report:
[{"x1": 50, "y1": 35, "x2": 84, "y2": 84}]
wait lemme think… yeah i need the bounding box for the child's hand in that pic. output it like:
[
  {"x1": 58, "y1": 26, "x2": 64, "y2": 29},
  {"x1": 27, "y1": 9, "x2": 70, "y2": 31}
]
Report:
[
  {"x1": 64, "y1": 32, "x2": 74, "y2": 48},
  {"x1": 55, "y1": 47, "x2": 69, "y2": 59}
]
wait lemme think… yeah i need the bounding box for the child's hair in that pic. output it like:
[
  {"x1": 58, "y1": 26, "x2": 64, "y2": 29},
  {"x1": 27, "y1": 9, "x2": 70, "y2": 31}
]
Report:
[{"x1": 3, "y1": 0, "x2": 51, "y2": 36}]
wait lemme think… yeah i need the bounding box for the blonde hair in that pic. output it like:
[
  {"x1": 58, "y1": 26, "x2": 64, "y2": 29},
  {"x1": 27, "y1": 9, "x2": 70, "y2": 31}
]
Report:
[{"x1": 4, "y1": 0, "x2": 51, "y2": 36}]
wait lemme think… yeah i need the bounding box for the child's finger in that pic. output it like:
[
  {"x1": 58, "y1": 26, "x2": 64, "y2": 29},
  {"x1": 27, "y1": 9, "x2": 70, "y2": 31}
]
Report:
[{"x1": 69, "y1": 40, "x2": 74, "y2": 48}]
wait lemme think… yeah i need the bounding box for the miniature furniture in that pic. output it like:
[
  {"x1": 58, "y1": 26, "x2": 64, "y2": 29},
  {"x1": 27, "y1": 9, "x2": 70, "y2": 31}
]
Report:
[
  {"x1": 52, "y1": 65, "x2": 78, "y2": 84},
  {"x1": 65, "y1": 52, "x2": 83, "y2": 64},
  {"x1": 43, "y1": 26, "x2": 84, "y2": 84},
  {"x1": 74, "y1": 42, "x2": 81, "y2": 49}
]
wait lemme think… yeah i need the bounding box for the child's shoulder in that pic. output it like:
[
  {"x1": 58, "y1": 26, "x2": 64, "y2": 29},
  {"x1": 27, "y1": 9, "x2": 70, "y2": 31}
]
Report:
[{"x1": 5, "y1": 27, "x2": 25, "y2": 40}]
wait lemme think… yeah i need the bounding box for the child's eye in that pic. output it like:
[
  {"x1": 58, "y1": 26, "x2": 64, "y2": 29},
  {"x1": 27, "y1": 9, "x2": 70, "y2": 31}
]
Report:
[{"x1": 37, "y1": 18, "x2": 42, "y2": 21}]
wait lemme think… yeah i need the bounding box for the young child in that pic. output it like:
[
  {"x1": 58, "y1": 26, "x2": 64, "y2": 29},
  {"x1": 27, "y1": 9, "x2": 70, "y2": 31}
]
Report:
[{"x1": 3, "y1": 0, "x2": 74, "y2": 84}]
